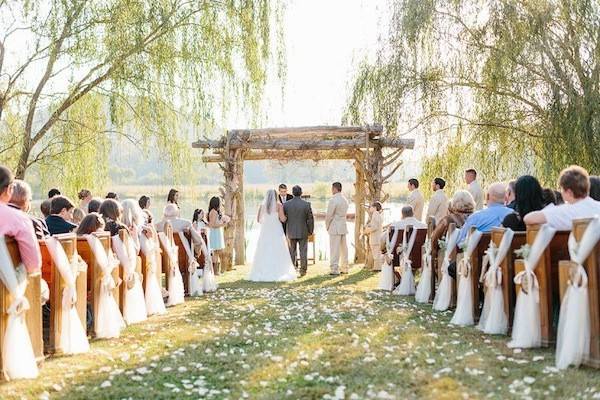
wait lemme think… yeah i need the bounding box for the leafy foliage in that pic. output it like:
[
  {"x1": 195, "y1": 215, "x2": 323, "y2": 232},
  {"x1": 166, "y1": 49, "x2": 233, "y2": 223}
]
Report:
[{"x1": 345, "y1": 0, "x2": 600, "y2": 189}]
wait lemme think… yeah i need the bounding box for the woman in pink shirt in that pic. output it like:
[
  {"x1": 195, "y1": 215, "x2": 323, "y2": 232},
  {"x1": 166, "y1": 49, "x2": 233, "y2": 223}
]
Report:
[{"x1": 0, "y1": 165, "x2": 41, "y2": 273}]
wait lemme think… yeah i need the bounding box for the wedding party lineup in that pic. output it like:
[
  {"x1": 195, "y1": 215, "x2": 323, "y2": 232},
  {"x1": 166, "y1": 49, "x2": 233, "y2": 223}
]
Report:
[{"x1": 1, "y1": 0, "x2": 600, "y2": 399}]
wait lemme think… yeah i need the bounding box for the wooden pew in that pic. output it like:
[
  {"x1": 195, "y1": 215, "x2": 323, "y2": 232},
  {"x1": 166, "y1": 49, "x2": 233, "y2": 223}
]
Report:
[
  {"x1": 514, "y1": 225, "x2": 570, "y2": 346},
  {"x1": 468, "y1": 227, "x2": 491, "y2": 322},
  {"x1": 159, "y1": 223, "x2": 174, "y2": 291},
  {"x1": 426, "y1": 217, "x2": 437, "y2": 302},
  {"x1": 39, "y1": 234, "x2": 87, "y2": 354},
  {"x1": 490, "y1": 228, "x2": 526, "y2": 332},
  {"x1": 0, "y1": 237, "x2": 44, "y2": 373},
  {"x1": 407, "y1": 227, "x2": 428, "y2": 271},
  {"x1": 77, "y1": 232, "x2": 120, "y2": 337},
  {"x1": 117, "y1": 229, "x2": 143, "y2": 315},
  {"x1": 173, "y1": 231, "x2": 196, "y2": 296},
  {"x1": 558, "y1": 218, "x2": 600, "y2": 368}
]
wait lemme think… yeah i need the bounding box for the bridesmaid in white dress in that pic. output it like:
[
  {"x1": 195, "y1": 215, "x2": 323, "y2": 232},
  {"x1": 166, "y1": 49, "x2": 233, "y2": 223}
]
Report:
[{"x1": 248, "y1": 190, "x2": 297, "y2": 282}]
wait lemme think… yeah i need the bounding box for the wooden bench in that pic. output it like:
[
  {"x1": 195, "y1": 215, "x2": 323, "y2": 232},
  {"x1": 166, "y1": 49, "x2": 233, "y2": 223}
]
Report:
[
  {"x1": 159, "y1": 223, "x2": 174, "y2": 291},
  {"x1": 116, "y1": 229, "x2": 143, "y2": 314},
  {"x1": 490, "y1": 228, "x2": 526, "y2": 332},
  {"x1": 39, "y1": 234, "x2": 87, "y2": 354},
  {"x1": 515, "y1": 225, "x2": 570, "y2": 346},
  {"x1": 0, "y1": 237, "x2": 44, "y2": 374},
  {"x1": 468, "y1": 227, "x2": 491, "y2": 322},
  {"x1": 77, "y1": 232, "x2": 120, "y2": 337},
  {"x1": 558, "y1": 218, "x2": 600, "y2": 368}
]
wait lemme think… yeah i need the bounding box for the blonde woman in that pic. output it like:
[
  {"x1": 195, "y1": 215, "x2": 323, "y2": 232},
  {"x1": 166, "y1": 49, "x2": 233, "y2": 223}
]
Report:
[{"x1": 364, "y1": 201, "x2": 384, "y2": 271}]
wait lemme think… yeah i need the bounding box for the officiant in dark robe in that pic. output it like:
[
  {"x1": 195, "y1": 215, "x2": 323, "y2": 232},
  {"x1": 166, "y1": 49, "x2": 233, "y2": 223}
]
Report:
[{"x1": 278, "y1": 183, "x2": 293, "y2": 233}]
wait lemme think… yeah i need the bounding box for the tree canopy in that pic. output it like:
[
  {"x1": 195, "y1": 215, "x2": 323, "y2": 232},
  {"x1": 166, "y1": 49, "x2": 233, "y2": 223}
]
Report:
[
  {"x1": 345, "y1": 0, "x2": 600, "y2": 193},
  {"x1": 0, "y1": 0, "x2": 283, "y2": 196}
]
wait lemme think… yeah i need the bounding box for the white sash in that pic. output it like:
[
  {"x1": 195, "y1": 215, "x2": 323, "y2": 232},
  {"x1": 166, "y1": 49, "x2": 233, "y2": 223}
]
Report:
[
  {"x1": 177, "y1": 231, "x2": 203, "y2": 297},
  {"x1": 415, "y1": 238, "x2": 432, "y2": 303},
  {"x1": 44, "y1": 237, "x2": 90, "y2": 354},
  {"x1": 196, "y1": 231, "x2": 218, "y2": 292},
  {"x1": 556, "y1": 217, "x2": 600, "y2": 368},
  {"x1": 432, "y1": 228, "x2": 460, "y2": 311},
  {"x1": 112, "y1": 234, "x2": 147, "y2": 324},
  {"x1": 450, "y1": 230, "x2": 483, "y2": 326},
  {"x1": 158, "y1": 232, "x2": 184, "y2": 306},
  {"x1": 139, "y1": 233, "x2": 166, "y2": 315},
  {"x1": 393, "y1": 227, "x2": 417, "y2": 296},
  {"x1": 85, "y1": 235, "x2": 125, "y2": 338},
  {"x1": 508, "y1": 224, "x2": 556, "y2": 348},
  {"x1": 0, "y1": 237, "x2": 39, "y2": 380},
  {"x1": 386, "y1": 226, "x2": 400, "y2": 254},
  {"x1": 477, "y1": 229, "x2": 514, "y2": 334}
]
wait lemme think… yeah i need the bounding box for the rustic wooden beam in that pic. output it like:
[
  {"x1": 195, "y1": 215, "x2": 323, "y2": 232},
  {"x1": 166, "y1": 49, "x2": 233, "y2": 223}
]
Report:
[
  {"x1": 202, "y1": 149, "x2": 362, "y2": 163},
  {"x1": 228, "y1": 124, "x2": 383, "y2": 140},
  {"x1": 193, "y1": 137, "x2": 414, "y2": 151}
]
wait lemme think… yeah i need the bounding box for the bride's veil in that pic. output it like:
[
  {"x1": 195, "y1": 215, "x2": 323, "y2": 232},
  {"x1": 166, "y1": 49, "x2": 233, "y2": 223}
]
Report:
[{"x1": 260, "y1": 189, "x2": 277, "y2": 222}]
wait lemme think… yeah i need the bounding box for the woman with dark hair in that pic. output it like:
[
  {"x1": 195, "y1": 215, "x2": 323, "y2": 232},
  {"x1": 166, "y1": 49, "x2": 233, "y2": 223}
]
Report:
[
  {"x1": 167, "y1": 189, "x2": 179, "y2": 206},
  {"x1": 542, "y1": 188, "x2": 557, "y2": 207},
  {"x1": 139, "y1": 195, "x2": 151, "y2": 210},
  {"x1": 502, "y1": 175, "x2": 544, "y2": 231},
  {"x1": 76, "y1": 213, "x2": 106, "y2": 235},
  {"x1": 78, "y1": 189, "x2": 92, "y2": 212},
  {"x1": 589, "y1": 176, "x2": 600, "y2": 201},
  {"x1": 192, "y1": 209, "x2": 207, "y2": 230},
  {"x1": 207, "y1": 196, "x2": 229, "y2": 274},
  {"x1": 99, "y1": 199, "x2": 128, "y2": 236}
]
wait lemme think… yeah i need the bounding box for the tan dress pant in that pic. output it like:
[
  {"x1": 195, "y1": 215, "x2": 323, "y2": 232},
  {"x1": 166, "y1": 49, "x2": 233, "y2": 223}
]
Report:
[{"x1": 329, "y1": 234, "x2": 348, "y2": 273}]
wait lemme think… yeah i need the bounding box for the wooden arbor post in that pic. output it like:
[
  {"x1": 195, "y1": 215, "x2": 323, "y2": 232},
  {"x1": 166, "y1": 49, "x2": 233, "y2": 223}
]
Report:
[
  {"x1": 354, "y1": 158, "x2": 366, "y2": 264},
  {"x1": 219, "y1": 144, "x2": 245, "y2": 270}
]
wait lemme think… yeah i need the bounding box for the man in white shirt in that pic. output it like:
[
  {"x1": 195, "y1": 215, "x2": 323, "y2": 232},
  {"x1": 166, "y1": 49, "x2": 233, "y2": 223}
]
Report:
[
  {"x1": 406, "y1": 178, "x2": 424, "y2": 220},
  {"x1": 524, "y1": 165, "x2": 600, "y2": 230},
  {"x1": 426, "y1": 177, "x2": 449, "y2": 223},
  {"x1": 390, "y1": 206, "x2": 427, "y2": 230},
  {"x1": 466, "y1": 168, "x2": 484, "y2": 210}
]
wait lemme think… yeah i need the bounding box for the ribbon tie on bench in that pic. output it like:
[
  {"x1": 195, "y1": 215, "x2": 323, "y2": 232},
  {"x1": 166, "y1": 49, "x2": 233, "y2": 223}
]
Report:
[
  {"x1": 433, "y1": 229, "x2": 460, "y2": 311},
  {"x1": 477, "y1": 229, "x2": 514, "y2": 334},
  {"x1": 139, "y1": 233, "x2": 166, "y2": 315},
  {"x1": 508, "y1": 224, "x2": 556, "y2": 349},
  {"x1": 556, "y1": 217, "x2": 600, "y2": 369},
  {"x1": 393, "y1": 227, "x2": 417, "y2": 295},
  {"x1": 450, "y1": 230, "x2": 482, "y2": 326},
  {"x1": 158, "y1": 232, "x2": 185, "y2": 306},
  {"x1": 415, "y1": 238, "x2": 433, "y2": 303}
]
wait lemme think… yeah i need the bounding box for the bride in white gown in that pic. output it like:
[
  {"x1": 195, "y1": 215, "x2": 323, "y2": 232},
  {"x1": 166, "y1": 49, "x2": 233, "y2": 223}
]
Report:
[{"x1": 248, "y1": 189, "x2": 297, "y2": 282}]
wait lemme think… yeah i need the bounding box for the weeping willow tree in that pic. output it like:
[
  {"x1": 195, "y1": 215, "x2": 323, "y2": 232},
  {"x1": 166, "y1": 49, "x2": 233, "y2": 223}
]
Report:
[
  {"x1": 0, "y1": 0, "x2": 283, "y2": 196},
  {"x1": 345, "y1": 0, "x2": 600, "y2": 190}
]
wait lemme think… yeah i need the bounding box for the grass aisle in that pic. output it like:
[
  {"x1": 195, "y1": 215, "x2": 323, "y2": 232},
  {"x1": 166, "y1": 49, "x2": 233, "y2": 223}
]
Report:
[{"x1": 1, "y1": 263, "x2": 598, "y2": 399}]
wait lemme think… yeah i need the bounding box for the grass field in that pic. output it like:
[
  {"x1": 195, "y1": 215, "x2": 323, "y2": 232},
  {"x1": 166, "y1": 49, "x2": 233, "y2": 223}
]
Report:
[{"x1": 1, "y1": 263, "x2": 598, "y2": 399}]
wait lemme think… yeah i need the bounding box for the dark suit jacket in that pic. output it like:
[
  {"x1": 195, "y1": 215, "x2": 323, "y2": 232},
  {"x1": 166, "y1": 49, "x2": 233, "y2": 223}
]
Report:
[
  {"x1": 46, "y1": 215, "x2": 77, "y2": 235},
  {"x1": 283, "y1": 197, "x2": 314, "y2": 240},
  {"x1": 277, "y1": 194, "x2": 294, "y2": 204}
]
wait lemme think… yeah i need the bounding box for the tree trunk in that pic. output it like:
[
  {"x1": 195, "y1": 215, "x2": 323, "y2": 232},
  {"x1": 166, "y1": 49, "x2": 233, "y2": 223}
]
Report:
[
  {"x1": 15, "y1": 138, "x2": 32, "y2": 179},
  {"x1": 354, "y1": 160, "x2": 366, "y2": 264},
  {"x1": 234, "y1": 157, "x2": 245, "y2": 266}
]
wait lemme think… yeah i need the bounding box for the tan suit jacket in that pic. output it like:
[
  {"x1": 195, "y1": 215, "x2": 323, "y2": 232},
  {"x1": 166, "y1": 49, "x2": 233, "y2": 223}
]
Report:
[
  {"x1": 364, "y1": 211, "x2": 383, "y2": 248},
  {"x1": 326, "y1": 193, "x2": 349, "y2": 235},
  {"x1": 407, "y1": 189, "x2": 425, "y2": 220},
  {"x1": 469, "y1": 180, "x2": 484, "y2": 210},
  {"x1": 426, "y1": 189, "x2": 449, "y2": 223}
]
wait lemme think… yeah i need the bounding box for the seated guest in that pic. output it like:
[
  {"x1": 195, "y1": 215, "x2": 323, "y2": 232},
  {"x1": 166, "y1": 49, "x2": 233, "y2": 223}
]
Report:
[
  {"x1": 106, "y1": 192, "x2": 119, "y2": 200},
  {"x1": 554, "y1": 190, "x2": 564, "y2": 205},
  {"x1": 72, "y1": 208, "x2": 85, "y2": 224},
  {"x1": 46, "y1": 195, "x2": 77, "y2": 235},
  {"x1": 87, "y1": 198, "x2": 102, "y2": 214},
  {"x1": 590, "y1": 176, "x2": 600, "y2": 201},
  {"x1": 502, "y1": 176, "x2": 544, "y2": 231},
  {"x1": 407, "y1": 179, "x2": 425, "y2": 220},
  {"x1": 99, "y1": 199, "x2": 127, "y2": 236},
  {"x1": 0, "y1": 165, "x2": 41, "y2": 272},
  {"x1": 542, "y1": 188, "x2": 558, "y2": 208},
  {"x1": 76, "y1": 213, "x2": 106, "y2": 235},
  {"x1": 78, "y1": 189, "x2": 92, "y2": 212},
  {"x1": 8, "y1": 179, "x2": 49, "y2": 239},
  {"x1": 390, "y1": 205, "x2": 427, "y2": 231},
  {"x1": 431, "y1": 190, "x2": 475, "y2": 246},
  {"x1": 156, "y1": 204, "x2": 205, "y2": 246},
  {"x1": 456, "y1": 182, "x2": 513, "y2": 245},
  {"x1": 505, "y1": 180, "x2": 516, "y2": 209},
  {"x1": 40, "y1": 199, "x2": 51, "y2": 218},
  {"x1": 426, "y1": 177, "x2": 449, "y2": 223},
  {"x1": 192, "y1": 209, "x2": 208, "y2": 231},
  {"x1": 524, "y1": 165, "x2": 600, "y2": 230},
  {"x1": 139, "y1": 195, "x2": 151, "y2": 210},
  {"x1": 167, "y1": 189, "x2": 179, "y2": 207},
  {"x1": 48, "y1": 188, "x2": 61, "y2": 198},
  {"x1": 122, "y1": 199, "x2": 153, "y2": 246}
]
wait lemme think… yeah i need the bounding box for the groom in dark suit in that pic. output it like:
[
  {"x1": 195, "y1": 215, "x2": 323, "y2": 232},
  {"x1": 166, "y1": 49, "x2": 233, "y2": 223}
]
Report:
[
  {"x1": 283, "y1": 185, "x2": 314, "y2": 277},
  {"x1": 277, "y1": 183, "x2": 293, "y2": 234}
]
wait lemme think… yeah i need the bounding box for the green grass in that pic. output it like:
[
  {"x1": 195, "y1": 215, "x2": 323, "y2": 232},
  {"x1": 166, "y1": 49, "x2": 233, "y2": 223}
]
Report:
[{"x1": 1, "y1": 263, "x2": 599, "y2": 399}]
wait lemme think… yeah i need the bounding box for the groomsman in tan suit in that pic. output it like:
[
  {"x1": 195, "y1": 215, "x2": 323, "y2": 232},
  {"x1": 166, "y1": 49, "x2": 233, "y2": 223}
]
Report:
[
  {"x1": 426, "y1": 177, "x2": 449, "y2": 223},
  {"x1": 326, "y1": 182, "x2": 349, "y2": 275},
  {"x1": 406, "y1": 178, "x2": 424, "y2": 220},
  {"x1": 465, "y1": 168, "x2": 484, "y2": 210}
]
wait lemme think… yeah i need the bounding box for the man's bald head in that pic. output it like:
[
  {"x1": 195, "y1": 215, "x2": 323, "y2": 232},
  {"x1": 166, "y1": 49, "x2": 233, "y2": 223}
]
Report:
[{"x1": 487, "y1": 182, "x2": 506, "y2": 205}]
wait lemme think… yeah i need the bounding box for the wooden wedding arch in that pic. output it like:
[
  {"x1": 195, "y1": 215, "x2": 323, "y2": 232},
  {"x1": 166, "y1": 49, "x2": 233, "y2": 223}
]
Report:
[{"x1": 192, "y1": 125, "x2": 415, "y2": 269}]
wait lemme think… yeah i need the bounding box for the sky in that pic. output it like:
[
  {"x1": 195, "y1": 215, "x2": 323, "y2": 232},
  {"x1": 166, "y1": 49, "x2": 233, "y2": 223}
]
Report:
[{"x1": 261, "y1": 0, "x2": 390, "y2": 127}]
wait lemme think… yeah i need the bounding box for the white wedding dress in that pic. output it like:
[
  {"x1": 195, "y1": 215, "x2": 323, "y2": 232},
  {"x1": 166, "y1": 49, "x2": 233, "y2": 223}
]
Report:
[{"x1": 248, "y1": 198, "x2": 297, "y2": 282}]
